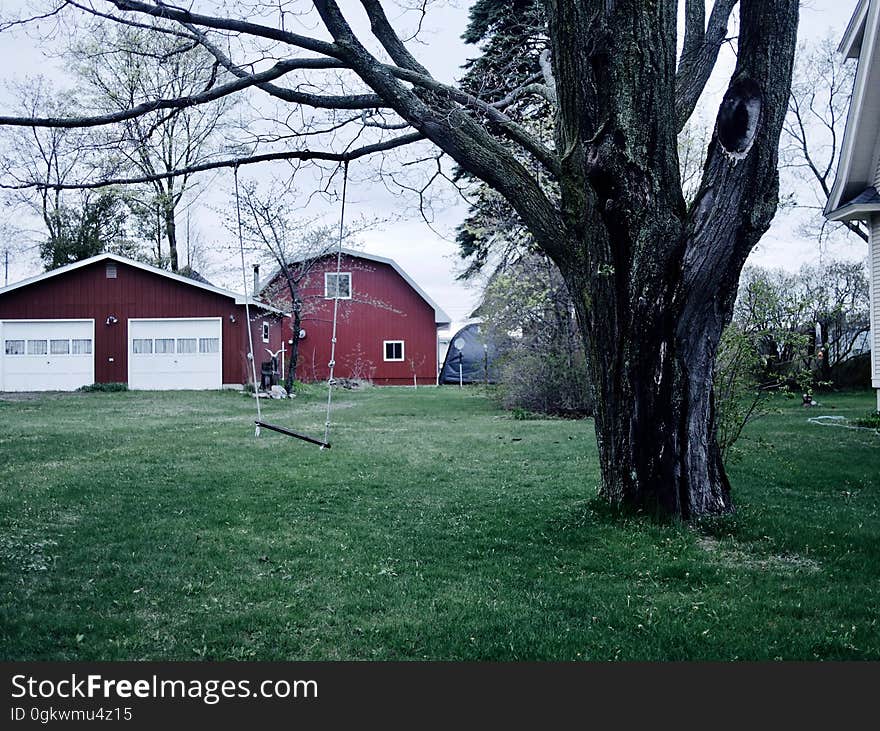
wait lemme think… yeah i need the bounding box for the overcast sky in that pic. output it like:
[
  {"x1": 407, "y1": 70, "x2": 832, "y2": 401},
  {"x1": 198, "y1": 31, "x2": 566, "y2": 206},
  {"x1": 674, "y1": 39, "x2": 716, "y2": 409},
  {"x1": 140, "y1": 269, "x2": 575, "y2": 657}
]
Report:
[{"x1": 0, "y1": 0, "x2": 867, "y2": 335}]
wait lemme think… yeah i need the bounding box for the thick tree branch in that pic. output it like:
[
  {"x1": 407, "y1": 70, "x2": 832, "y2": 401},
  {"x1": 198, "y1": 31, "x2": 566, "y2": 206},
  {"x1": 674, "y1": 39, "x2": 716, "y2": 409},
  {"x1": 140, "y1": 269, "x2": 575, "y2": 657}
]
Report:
[
  {"x1": 165, "y1": 19, "x2": 387, "y2": 111},
  {"x1": 684, "y1": 0, "x2": 799, "y2": 313},
  {"x1": 0, "y1": 132, "x2": 424, "y2": 191},
  {"x1": 312, "y1": 0, "x2": 567, "y2": 258},
  {"x1": 359, "y1": 0, "x2": 431, "y2": 75},
  {"x1": 0, "y1": 58, "x2": 360, "y2": 128},
  {"x1": 382, "y1": 64, "x2": 560, "y2": 176},
  {"x1": 108, "y1": 0, "x2": 338, "y2": 58},
  {"x1": 675, "y1": 0, "x2": 738, "y2": 131}
]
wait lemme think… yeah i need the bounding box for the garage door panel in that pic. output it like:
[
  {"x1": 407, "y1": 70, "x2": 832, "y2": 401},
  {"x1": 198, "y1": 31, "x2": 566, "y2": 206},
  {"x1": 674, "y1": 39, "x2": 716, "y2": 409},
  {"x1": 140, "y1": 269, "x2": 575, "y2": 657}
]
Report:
[
  {"x1": 128, "y1": 318, "x2": 222, "y2": 390},
  {"x1": 1, "y1": 320, "x2": 94, "y2": 392}
]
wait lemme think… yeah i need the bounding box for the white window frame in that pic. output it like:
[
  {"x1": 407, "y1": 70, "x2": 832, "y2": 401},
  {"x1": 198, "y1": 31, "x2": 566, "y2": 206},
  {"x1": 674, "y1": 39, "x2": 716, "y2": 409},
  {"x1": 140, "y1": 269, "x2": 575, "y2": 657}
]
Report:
[
  {"x1": 324, "y1": 272, "x2": 352, "y2": 300},
  {"x1": 132, "y1": 338, "x2": 153, "y2": 355},
  {"x1": 4, "y1": 339, "x2": 25, "y2": 356},
  {"x1": 383, "y1": 340, "x2": 405, "y2": 362},
  {"x1": 71, "y1": 339, "x2": 92, "y2": 356},
  {"x1": 27, "y1": 339, "x2": 48, "y2": 356},
  {"x1": 50, "y1": 339, "x2": 70, "y2": 355},
  {"x1": 176, "y1": 338, "x2": 197, "y2": 355},
  {"x1": 154, "y1": 338, "x2": 175, "y2": 354},
  {"x1": 262, "y1": 322, "x2": 270, "y2": 343},
  {"x1": 199, "y1": 337, "x2": 220, "y2": 354}
]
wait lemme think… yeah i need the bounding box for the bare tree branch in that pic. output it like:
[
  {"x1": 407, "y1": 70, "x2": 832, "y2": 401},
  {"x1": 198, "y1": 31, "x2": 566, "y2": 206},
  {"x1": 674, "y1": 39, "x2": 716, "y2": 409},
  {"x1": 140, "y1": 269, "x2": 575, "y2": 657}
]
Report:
[
  {"x1": 675, "y1": 0, "x2": 739, "y2": 132},
  {"x1": 0, "y1": 58, "x2": 358, "y2": 128},
  {"x1": 0, "y1": 132, "x2": 425, "y2": 191}
]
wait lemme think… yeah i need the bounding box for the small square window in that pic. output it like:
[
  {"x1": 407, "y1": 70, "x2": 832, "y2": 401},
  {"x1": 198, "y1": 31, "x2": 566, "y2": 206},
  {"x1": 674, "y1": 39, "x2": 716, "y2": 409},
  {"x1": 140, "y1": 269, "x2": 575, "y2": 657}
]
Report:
[
  {"x1": 50, "y1": 339, "x2": 70, "y2": 355},
  {"x1": 262, "y1": 322, "x2": 270, "y2": 343},
  {"x1": 106, "y1": 263, "x2": 117, "y2": 279},
  {"x1": 177, "y1": 338, "x2": 197, "y2": 354},
  {"x1": 27, "y1": 340, "x2": 48, "y2": 355},
  {"x1": 199, "y1": 338, "x2": 219, "y2": 354},
  {"x1": 132, "y1": 338, "x2": 153, "y2": 354},
  {"x1": 155, "y1": 338, "x2": 175, "y2": 354},
  {"x1": 4, "y1": 340, "x2": 24, "y2": 355},
  {"x1": 325, "y1": 272, "x2": 351, "y2": 299},
  {"x1": 384, "y1": 340, "x2": 404, "y2": 361},
  {"x1": 72, "y1": 339, "x2": 92, "y2": 355}
]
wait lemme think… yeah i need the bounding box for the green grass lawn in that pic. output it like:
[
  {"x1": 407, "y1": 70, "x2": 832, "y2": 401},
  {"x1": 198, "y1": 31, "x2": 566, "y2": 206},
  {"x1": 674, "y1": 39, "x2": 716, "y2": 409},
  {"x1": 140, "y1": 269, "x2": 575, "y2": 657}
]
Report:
[{"x1": 1, "y1": 386, "x2": 878, "y2": 660}]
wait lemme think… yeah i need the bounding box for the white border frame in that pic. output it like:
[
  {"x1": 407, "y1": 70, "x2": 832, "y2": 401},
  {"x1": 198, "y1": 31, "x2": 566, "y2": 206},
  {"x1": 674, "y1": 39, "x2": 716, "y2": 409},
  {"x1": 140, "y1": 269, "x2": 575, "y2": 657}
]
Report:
[
  {"x1": 383, "y1": 339, "x2": 405, "y2": 362},
  {"x1": 324, "y1": 271, "x2": 352, "y2": 300}
]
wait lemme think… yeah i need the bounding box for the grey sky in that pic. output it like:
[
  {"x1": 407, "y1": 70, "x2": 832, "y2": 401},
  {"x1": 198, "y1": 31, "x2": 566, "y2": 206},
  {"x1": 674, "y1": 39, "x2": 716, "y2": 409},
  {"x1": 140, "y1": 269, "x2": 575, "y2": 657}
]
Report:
[{"x1": 0, "y1": 0, "x2": 866, "y2": 335}]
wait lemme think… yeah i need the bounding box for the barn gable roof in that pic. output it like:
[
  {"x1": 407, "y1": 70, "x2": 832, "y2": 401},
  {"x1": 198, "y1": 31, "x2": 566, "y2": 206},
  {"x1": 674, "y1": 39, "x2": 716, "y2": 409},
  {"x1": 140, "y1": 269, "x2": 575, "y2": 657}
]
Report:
[
  {"x1": 826, "y1": 0, "x2": 880, "y2": 220},
  {"x1": 260, "y1": 248, "x2": 451, "y2": 326},
  {"x1": 0, "y1": 253, "x2": 287, "y2": 316}
]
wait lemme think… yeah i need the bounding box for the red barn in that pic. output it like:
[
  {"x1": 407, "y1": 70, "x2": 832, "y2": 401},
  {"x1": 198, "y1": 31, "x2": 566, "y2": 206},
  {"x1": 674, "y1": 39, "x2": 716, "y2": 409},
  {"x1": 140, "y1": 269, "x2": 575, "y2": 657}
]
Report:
[
  {"x1": 260, "y1": 249, "x2": 451, "y2": 385},
  {"x1": 0, "y1": 253, "x2": 286, "y2": 391}
]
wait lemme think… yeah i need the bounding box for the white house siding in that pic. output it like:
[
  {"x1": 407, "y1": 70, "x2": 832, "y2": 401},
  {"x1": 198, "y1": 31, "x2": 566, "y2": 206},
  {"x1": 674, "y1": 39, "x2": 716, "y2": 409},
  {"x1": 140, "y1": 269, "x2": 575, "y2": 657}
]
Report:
[
  {"x1": 869, "y1": 212, "x2": 880, "y2": 414},
  {"x1": 875, "y1": 146, "x2": 880, "y2": 189},
  {"x1": 875, "y1": 126, "x2": 880, "y2": 188}
]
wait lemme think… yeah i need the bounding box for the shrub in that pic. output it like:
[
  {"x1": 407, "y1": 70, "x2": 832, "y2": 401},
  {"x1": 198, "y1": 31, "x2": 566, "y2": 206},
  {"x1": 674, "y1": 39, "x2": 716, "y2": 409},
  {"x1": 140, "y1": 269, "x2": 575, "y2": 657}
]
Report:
[
  {"x1": 496, "y1": 349, "x2": 593, "y2": 417},
  {"x1": 854, "y1": 411, "x2": 880, "y2": 429},
  {"x1": 77, "y1": 382, "x2": 128, "y2": 392}
]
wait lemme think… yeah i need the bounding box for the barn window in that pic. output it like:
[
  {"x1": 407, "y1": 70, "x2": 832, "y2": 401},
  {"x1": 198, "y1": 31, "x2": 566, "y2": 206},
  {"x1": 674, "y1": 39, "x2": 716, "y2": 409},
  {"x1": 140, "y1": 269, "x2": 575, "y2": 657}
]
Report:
[
  {"x1": 262, "y1": 322, "x2": 270, "y2": 343},
  {"x1": 177, "y1": 338, "x2": 197, "y2": 354},
  {"x1": 383, "y1": 340, "x2": 404, "y2": 361},
  {"x1": 27, "y1": 340, "x2": 48, "y2": 355},
  {"x1": 71, "y1": 339, "x2": 92, "y2": 355},
  {"x1": 199, "y1": 338, "x2": 220, "y2": 354},
  {"x1": 4, "y1": 340, "x2": 24, "y2": 355},
  {"x1": 132, "y1": 338, "x2": 153, "y2": 354},
  {"x1": 50, "y1": 339, "x2": 70, "y2": 355},
  {"x1": 106, "y1": 263, "x2": 117, "y2": 279},
  {"x1": 155, "y1": 338, "x2": 175, "y2": 354},
  {"x1": 325, "y1": 272, "x2": 351, "y2": 299}
]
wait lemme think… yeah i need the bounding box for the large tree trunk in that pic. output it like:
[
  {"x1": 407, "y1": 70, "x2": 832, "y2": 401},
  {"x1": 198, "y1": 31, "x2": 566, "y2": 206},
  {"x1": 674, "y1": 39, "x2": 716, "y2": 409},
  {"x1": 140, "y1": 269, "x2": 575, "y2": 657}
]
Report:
[
  {"x1": 565, "y1": 265, "x2": 731, "y2": 516},
  {"x1": 536, "y1": 0, "x2": 799, "y2": 518}
]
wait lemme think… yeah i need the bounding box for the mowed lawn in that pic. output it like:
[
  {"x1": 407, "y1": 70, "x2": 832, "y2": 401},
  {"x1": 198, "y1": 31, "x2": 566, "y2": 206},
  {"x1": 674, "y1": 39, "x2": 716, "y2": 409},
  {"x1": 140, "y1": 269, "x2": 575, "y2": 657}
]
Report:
[{"x1": 1, "y1": 386, "x2": 878, "y2": 661}]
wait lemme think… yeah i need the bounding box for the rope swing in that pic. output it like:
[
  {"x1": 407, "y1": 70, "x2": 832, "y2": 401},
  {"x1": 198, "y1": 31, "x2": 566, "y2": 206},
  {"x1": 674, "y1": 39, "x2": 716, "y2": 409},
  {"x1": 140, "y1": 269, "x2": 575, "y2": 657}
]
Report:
[{"x1": 234, "y1": 160, "x2": 351, "y2": 450}]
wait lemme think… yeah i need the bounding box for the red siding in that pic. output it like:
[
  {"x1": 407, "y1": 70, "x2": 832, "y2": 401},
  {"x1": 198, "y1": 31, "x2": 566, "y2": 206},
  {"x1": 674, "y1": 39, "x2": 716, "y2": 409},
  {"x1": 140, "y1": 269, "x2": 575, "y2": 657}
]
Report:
[
  {"x1": 0, "y1": 259, "x2": 284, "y2": 386},
  {"x1": 267, "y1": 255, "x2": 439, "y2": 385}
]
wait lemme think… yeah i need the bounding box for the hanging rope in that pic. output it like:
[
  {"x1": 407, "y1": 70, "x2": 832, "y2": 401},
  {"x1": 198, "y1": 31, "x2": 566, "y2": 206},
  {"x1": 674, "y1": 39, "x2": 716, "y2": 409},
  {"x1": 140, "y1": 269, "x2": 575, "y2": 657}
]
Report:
[
  {"x1": 323, "y1": 160, "x2": 349, "y2": 447},
  {"x1": 232, "y1": 160, "x2": 350, "y2": 449},
  {"x1": 233, "y1": 164, "x2": 263, "y2": 436}
]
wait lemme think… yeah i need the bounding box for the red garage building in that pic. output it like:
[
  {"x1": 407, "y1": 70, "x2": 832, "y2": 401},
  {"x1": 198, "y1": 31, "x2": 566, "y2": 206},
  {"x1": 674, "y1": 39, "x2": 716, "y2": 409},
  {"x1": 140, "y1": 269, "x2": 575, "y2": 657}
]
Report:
[
  {"x1": 259, "y1": 249, "x2": 451, "y2": 385},
  {"x1": 0, "y1": 253, "x2": 286, "y2": 391}
]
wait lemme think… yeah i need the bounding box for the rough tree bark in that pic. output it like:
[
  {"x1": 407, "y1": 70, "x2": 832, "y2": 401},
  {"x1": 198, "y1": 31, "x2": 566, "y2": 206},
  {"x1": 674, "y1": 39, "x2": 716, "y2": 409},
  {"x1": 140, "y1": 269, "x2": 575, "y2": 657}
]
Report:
[
  {"x1": 541, "y1": 0, "x2": 798, "y2": 516},
  {"x1": 163, "y1": 201, "x2": 179, "y2": 272}
]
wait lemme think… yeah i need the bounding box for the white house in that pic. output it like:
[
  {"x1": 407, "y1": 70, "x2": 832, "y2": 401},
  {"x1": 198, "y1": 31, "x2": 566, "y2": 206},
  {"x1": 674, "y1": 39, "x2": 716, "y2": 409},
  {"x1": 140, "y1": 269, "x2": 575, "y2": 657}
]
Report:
[{"x1": 825, "y1": 0, "x2": 880, "y2": 411}]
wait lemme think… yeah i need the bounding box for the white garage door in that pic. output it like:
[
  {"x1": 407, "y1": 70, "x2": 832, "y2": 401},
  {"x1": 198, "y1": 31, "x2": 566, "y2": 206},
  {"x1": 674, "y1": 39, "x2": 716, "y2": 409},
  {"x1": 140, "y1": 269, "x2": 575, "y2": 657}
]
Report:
[
  {"x1": 128, "y1": 318, "x2": 222, "y2": 390},
  {"x1": 1, "y1": 319, "x2": 95, "y2": 392}
]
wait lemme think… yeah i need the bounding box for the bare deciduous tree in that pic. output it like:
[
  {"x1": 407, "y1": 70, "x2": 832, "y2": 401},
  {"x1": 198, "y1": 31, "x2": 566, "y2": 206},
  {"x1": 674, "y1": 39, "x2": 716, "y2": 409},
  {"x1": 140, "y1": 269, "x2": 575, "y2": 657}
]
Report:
[
  {"x1": 68, "y1": 22, "x2": 235, "y2": 270},
  {"x1": 228, "y1": 179, "x2": 339, "y2": 391},
  {"x1": 782, "y1": 35, "x2": 868, "y2": 244}
]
